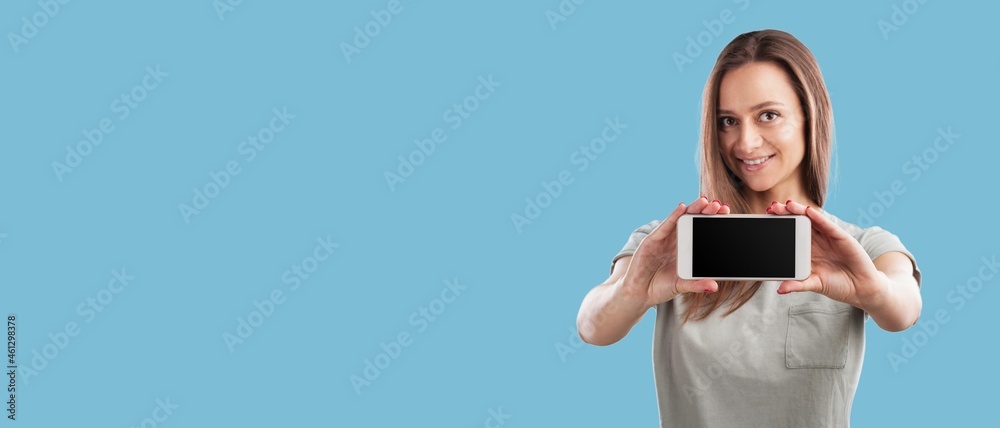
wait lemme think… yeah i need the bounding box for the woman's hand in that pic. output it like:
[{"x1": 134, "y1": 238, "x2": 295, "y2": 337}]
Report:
[
  {"x1": 621, "y1": 196, "x2": 731, "y2": 308},
  {"x1": 577, "y1": 196, "x2": 732, "y2": 345},
  {"x1": 767, "y1": 200, "x2": 891, "y2": 309}
]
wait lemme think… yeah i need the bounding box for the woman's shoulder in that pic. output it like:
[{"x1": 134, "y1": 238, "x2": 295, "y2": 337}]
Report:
[
  {"x1": 816, "y1": 208, "x2": 900, "y2": 242},
  {"x1": 816, "y1": 208, "x2": 916, "y2": 263}
]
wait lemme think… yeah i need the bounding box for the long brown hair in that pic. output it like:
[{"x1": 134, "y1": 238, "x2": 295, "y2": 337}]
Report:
[{"x1": 684, "y1": 29, "x2": 834, "y2": 321}]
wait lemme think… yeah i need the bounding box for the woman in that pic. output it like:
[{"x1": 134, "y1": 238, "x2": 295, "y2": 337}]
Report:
[{"x1": 576, "y1": 29, "x2": 922, "y2": 427}]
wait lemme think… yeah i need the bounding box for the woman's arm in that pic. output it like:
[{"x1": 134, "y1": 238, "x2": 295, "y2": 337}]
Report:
[
  {"x1": 576, "y1": 256, "x2": 651, "y2": 346},
  {"x1": 577, "y1": 197, "x2": 727, "y2": 346},
  {"x1": 862, "y1": 251, "x2": 922, "y2": 332},
  {"x1": 771, "y1": 201, "x2": 922, "y2": 332}
]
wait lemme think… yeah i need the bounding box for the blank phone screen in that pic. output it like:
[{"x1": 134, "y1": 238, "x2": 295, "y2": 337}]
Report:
[{"x1": 692, "y1": 217, "x2": 796, "y2": 278}]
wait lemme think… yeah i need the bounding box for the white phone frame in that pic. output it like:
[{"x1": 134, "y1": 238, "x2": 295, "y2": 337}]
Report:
[{"x1": 676, "y1": 214, "x2": 811, "y2": 281}]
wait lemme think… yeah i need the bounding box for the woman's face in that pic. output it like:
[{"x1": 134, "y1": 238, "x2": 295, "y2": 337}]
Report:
[{"x1": 717, "y1": 61, "x2": 807, "y2": 196}]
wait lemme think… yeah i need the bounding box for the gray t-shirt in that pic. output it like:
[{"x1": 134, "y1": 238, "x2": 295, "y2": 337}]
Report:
[{"x1": 612, "y1": 209, "x2": 921, "y2": 428}]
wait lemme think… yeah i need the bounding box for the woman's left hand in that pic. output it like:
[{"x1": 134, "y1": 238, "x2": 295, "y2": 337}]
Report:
[{"x1": 766, "y1": 200, "x2": 889, "y2": 310}]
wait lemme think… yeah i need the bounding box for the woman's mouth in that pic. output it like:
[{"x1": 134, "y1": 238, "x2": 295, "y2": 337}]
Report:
[{"x1": 739, "y1": 155, "x2": 773, "y2": 172}]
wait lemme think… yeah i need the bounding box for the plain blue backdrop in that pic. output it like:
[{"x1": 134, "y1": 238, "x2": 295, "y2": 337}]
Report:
[{"x1": 1, "y1": 0, "x2": 997, "y2": 426}]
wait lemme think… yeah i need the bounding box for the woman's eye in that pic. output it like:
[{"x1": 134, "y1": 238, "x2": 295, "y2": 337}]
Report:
[
  {"x1": 759, "y1": 111, "x2": 780, "y2": 122},
  {"x1": 719, "y1": 117, "x2": 736, "y2": 128}
]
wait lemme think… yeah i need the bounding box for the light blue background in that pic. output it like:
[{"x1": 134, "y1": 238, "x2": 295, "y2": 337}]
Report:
[{"x1": 1, "y1": 0, "x2": 996, "y2": 426}]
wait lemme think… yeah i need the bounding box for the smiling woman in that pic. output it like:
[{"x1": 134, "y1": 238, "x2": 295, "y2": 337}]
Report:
[
  {"x1": 576, "y1": 29, "x2": 923, "y2": 428},
  {"x1": 719, "y1": 67, "x2": 809, "y2": 193}
]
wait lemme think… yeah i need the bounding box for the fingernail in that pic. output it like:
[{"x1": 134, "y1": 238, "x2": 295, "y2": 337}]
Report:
[
  {"x1": 722, "y1": 203, "x2": 729, "y2": 207},
  {"x1": 765, "y1": 207, "x2": 772, "y2": 213},
  {"x1": 704, "y1": 287, "x2": 716, "y2": 293},
  {"x1": 786, "y1": 199, "x2": 793, "y2": 204},
  {"x1": 700, "y1": 195, "x2": 708, "y2": 200},
  {"x1": 712, "y1": 199, "x2": 720, "y2": 204},
  {"x1": 770, "y1": 201, "x2": 777, "y2": 206}
]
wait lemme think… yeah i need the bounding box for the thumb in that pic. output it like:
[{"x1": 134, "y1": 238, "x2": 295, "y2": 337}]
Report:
[{"x1": 777, "y1": 275, "x2": 822, "y2": 295}]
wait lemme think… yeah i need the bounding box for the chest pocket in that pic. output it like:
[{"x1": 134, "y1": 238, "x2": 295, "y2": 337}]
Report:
[{"x1": 785, "y1": 302, "x2": 854, "y2": 369}]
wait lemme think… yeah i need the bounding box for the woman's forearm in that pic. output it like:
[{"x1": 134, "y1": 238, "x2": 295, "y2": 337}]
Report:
[
  {"x1": 864, "y1": 269, "x2": 922, "y2": 332},
  {"x1": 577, "y1": 278, "x2": 652, "y2": 346}
]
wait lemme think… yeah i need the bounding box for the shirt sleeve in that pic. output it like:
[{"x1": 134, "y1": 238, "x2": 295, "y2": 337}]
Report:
[
  {"x1": 852, "y1": 225, "x2": 923, "y2": 287},
  {"x1": 610, "y1": 219, "x2": 662, "y2": 274}
]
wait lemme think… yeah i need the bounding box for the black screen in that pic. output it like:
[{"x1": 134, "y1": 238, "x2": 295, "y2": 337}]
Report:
[{"x1": 692, "y1": 217, "x2": 796, "y2": 278}]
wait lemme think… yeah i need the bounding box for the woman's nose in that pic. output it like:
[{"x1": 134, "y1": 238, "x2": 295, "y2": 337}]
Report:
[{"x1": 735, "y1": 124, "x2": 763, "y2": 154}]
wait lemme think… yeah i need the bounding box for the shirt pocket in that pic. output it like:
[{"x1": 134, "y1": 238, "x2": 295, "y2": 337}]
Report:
[{"x1": 785, "y1": 302, "x2": 853, "y2": 369}]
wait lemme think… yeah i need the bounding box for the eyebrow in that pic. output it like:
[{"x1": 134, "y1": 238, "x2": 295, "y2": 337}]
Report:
[{"x1": 718, "y1": 101, "x2": 785, "y2": 116}]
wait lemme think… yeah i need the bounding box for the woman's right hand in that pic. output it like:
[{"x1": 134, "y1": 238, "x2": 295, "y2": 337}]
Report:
[
  {"x1": 576, "y1": 196, "x2": 731, "y2": 345},
  {"x1": 620, "y1": 196, "x2": 731, "y2": 307}
]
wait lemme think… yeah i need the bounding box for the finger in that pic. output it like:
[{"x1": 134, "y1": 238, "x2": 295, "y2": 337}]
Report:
[
  {"x1": 768, "y1": 201, "x2": 791, "y2": 215},
  {"x1": 701, "y1": 199, "x2": 723, "y2": 214},
  {"x1": 685, "y1": 195, "x2": 711, "y2": 214},
  {"x1": 647, "y1": 201, "x2": 689, "y2": 241},
  {"x1": 783, "y1": 200, "x2": 810, "y2": 215},
  {"x1": 799, "y1": 204, "x2": 849, "y2": 239},
  {"x1": 777, "y1": 275, "x2": 822, "y2": 295},
  {"x1": 676, "y1": 278, "x2": 719, "y2": 294},
  {"x1": 719, "y1": 203, "x2": 731, "y2": 215}
]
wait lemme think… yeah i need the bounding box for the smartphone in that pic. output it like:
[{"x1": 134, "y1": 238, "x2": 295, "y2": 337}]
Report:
[{"x1": 676, "y1": 214, "x2": 811, "y2": 281}]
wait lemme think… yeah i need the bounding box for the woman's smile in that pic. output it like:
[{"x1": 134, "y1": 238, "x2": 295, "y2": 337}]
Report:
[{"x1": 738, "y1": 154, "x2": 774, "y2": 171}]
